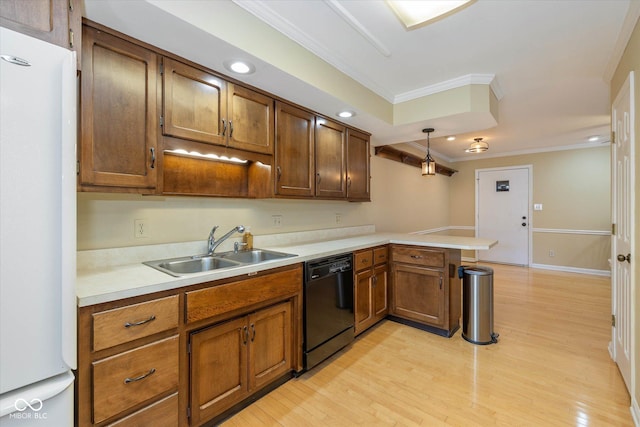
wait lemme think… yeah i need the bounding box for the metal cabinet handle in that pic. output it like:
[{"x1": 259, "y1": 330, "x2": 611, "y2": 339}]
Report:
[
  {"x1": 222, "y1": 119, "x2": 227, "y2": 136},
  {"x1": 410, "y1": 255, "x2": 423, "y2": 259},
  {"x1": 229, "y1": 120, "x2": 233, "y2": 138},
  {"x1": 124, "y1": 315, "x2": 156, "y2": 328},
  {"x1": 242, "y1": 326, "x2": 248, "y2": 344},
  {"x1": 372, "y1": 275, "x2": 378, "y2": 287},
  {"x1": 347, "y1": 176, "x2": 352, "y2": 188},
  {"x1": 250, "y1": 323, "x2": 256, "y2": 342},
  {"x1": 617, "y1": 253, "x2": 631, "y2": 263},
  {"x1": 150, "y1": 147, "x2": 155, "y2": 169},
  {"x1": 439, "y1": 277, "x2": 443, "y2": 289},
  {"x1": 276, "y1": 166, "x2": 282, "y2": 181},
  {"x1": 317, "y1": 173, "x2": 321, "y2": 184},
  {"x1": 124, "y1": 368, "x2": 156, "y2": 384}
]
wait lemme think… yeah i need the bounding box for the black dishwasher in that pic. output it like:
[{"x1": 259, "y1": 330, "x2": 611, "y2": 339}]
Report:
[{"x1": 304, "y1": 253, "x2": 354, "y2": 370}]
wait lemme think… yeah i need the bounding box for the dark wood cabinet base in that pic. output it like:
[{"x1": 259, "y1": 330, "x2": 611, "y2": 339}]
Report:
[{"x1": 387, "y1": 315, "x2": 460, "y2": 338}]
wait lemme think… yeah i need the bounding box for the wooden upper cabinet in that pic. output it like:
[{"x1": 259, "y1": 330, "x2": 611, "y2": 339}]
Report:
[
  {"x1": 274, "y1": 101, "x2": 315, "y2": 197},
  {"x1": 228, "y1": 84, "x2": 274, "y2": 155},
  {"x1": 79, "y1": 26, "x2": 158, "y2": 191},
  {"x1": 315, "y1": 117, "x2": 347, "y2": 199},
  {"x1": 162, "y1": 58, "x2": 274, "y2": 155},
  {"x1": 162, "y1": 57, "x2": 227, "y2": 146},
  {"x1": 0, "y1": 0, "x2": 82, "y2": 67},
  {"x1": 346, "y1": 128, "x2": 370, "y2": 201}
]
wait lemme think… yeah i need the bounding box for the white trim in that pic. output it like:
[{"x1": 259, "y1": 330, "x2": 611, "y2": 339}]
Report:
[
  {"x1": 531, "y1": 263, "x2": 611, "y2": 277},
  {"x1": 232, "y1": 0, "x2": 396, "y2": 102},
  {"x1": 461, "y1": 256, "x2": 478, "y2": 263},
  {"x1": 323, "y1": 0, "x2": 391, "y2": 57},
  {"x1": 451, "y1": 140, "x2": 610, "y2": 163},
  {"x1": 532, "y1": 228, "x2": 610, "y2": 236},
  {"x1": 603, "y1": 0, "x2": 640, "y2": 83},
  {"x1": 394, "y1": 74, "x2": 495, "y2": 104},
  {"x1": 410, "y1": 225, "x2": 475, "y2": 235},
  {"x1": 631, "y1": 397, "x2": 640, "y2": 427}
]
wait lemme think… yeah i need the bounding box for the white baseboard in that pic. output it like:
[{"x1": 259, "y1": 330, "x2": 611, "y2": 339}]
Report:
[
  {"x1": 531, "y1": 263, "x2": 611, "y2": 277},
  {"x1": 461, "y1": 256, "x2": 478, "y2": 263},
  {"x1": 631, "y1": 397, "x2": 639, "y2": 427}
]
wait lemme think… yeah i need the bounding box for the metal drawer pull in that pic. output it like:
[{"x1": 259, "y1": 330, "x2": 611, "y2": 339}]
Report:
[
  {"x1": 250, "y1": 324, "x2": 256, "y2": 342},
  {"x1": 150, "y1": 147, "x2": 155, "y2": 169},
  {"x1": 124, "y1": 315, "x2": 156, "y2": 328},
  {"x1": 229, "y1": 120, "x2": 233, "y2": 138},
  {"x1": 124, "y1": 368, "x2": 156, "y2": 384},
  {"x1": 410, "y1": 255, "x2": 423, "y2": 259},
  {"x1": 221, "y1": 119, "x2": 227, "y2": 136}
]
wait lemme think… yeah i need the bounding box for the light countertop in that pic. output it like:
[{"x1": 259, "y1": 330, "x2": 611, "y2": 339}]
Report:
[{"x1": 77, "y1": 231, "x2": 497, "y2": 307}]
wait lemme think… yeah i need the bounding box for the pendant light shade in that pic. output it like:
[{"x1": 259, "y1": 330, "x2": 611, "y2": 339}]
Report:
[
  {"x1": 421, "y1": 128, "x2": 436, "y2": 176},
  {"x1": 465, "y1": 137, "x2": 489, "y2": 153}
]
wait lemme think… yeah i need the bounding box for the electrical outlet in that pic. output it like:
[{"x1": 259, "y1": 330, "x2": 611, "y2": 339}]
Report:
[
  {"x1": 134, "y1": 219, "x2": 149, "y2": 238},
  {"x1": 335, "y1": 213, "x2": 342, "y2": 224},
  {"x1": 272, "y1": 215, "x2": 282, "y2": 228},
  {"x1": 548, "y1": 249, "x2": 555, "y2": 257},
  {"x1": 534, "y1": 203, "x2": 543, "y2": 211}
]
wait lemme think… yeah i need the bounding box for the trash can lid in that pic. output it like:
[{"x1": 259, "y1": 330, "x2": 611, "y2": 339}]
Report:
[{"x1": 462, "y1": 266, "x2": 493, "y2": 275}]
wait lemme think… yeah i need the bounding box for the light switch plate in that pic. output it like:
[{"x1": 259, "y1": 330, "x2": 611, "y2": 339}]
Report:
[{"x1": 534, "y1": 204, "x2": 543, "y2": 211}]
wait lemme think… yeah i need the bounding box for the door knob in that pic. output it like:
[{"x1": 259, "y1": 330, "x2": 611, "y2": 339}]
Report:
[{"x1": 617, "y1": 253, "x2": 631, "y2": 263}]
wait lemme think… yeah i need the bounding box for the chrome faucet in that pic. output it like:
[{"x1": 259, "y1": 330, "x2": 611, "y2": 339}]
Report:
[{"x1": 207, "y1": 225, "x2": 245, "y2": 255}]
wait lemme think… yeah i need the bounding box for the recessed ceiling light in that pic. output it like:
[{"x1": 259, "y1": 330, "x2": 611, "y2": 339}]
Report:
[
  {"x1": 588, "y1": 136, "x2": 600, "y2": 142},
  {"x1": 223, "y1": 59, "x2": 255, "y2": 75},
  {"x1": 387, "y1": 0, "x2": 475, "y2": 29},
  {"x1": 337, "y1": 111, "x2": 355, "y2": 118},
  {"x1": 446, "y1": 136, "x2": 456, "y2": 141}
]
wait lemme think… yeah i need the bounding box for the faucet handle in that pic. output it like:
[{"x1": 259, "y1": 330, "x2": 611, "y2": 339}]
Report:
[{"x1": 209, "y1": 225, "x2": 219, "y2": 238}]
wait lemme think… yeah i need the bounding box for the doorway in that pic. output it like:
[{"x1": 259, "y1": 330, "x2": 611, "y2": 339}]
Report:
[
  {"x1": 476, "y1": 166, "x2": 532, "y2": 265},
  {"x1": 611, "y1": 71, "x2": 634, "y2": 392}
]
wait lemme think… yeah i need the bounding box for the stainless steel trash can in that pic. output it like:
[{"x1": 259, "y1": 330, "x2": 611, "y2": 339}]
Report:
[{"x1": 459, "y1": 266, "x2": 498, "y2": 345}]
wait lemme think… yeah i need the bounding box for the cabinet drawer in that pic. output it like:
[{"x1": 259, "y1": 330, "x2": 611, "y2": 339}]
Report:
[
  {"x1": 354, "y1": 249, "x2": 373, "y2": 271},
  {"x1": 186, "y1": 265, "x2": 302, "y2": 324},
  {"x1": 93, "y1": 295, "x2": 179, "y2": 352},
  {"x1": 93, "y1": 336, "x2": 179, "y2": 424},
  {"x1": 392, "y1": 246, "x2": 444, "y2": 268},
  {"x1": 107, "y1": 393, "x2": 178, "y2": 427},
  {"x1": 373, "y1": 246, "x2": 388, "y2": 265}
]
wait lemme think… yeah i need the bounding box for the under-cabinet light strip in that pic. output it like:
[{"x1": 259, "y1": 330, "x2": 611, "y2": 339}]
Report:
[{"x1": 165, "y1": 149, "x2": 248, "y2": 164}]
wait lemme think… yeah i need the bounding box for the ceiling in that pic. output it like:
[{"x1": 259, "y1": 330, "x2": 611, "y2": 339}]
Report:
[{"x1": 84, "y1": 0, "x2": 638, "y2": 162}]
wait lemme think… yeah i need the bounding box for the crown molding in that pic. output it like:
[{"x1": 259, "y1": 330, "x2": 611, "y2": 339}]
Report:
[
  {"x1": 394, "y1": 74, "x2": 497, "y2": 103},
  {"x1": 603, "y1": 0, "x2": 640, "y2": 83}
]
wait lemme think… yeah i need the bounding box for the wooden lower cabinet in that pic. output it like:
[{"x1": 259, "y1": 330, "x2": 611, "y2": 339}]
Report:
[
  {"x1": 189, "y1": 301, "x2": 293, "y2": 426},
  {"x1": 354, "y1": 246, "x2": 388, "y2": 335},
  {"x1": 77, "y1": 264, "x2": 303, "y2": 427},
  {"x1": 391, "y1": 264, "x2": 444, "y2": 327},
  {"x1": 389, "y1": 245, "x2": 461, "y2": 337}
]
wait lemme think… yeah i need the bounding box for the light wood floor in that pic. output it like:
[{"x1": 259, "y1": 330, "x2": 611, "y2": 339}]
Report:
[{"x1": 223, "y1": 264, "x2": 633, "y2": 426}]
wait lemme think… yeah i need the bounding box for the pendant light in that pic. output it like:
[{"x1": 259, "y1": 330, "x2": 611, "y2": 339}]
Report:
[
  {"x1": 421, "y1": 128, "x2": 436, "y2": 176},
  {"x1": 465, "y1": 137, "x2": 489, "y2": 153}
]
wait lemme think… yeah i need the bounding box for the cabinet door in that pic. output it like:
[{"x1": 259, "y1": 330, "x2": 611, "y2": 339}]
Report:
[
  {"x1": 354, "y1": 268, "x2": 373, "y2": 335},
  {"x1": 248, "y1": 301, "x2": 293, "y2": 391},
  {"x1": 0, "y1": 0, "x2": 74, "y2": 50},
  {"x1": 275, "y1": 102, "x2": 315, "y2": 197},
  {"x1": 189, "y1": 317, "x2": 249, "y2": 426},
  {"x1": 346, "y1": 128, "x2": 370, "y2": 201},
  {"x1": 228, "y1": 83, "x2": 274, "y2": 155},
  {"x1": 162, "y1": 57, "x2": 227, "y2": 147},
  {"x1": 80, "y1": 27, "x2": 158, "y2": 190},
  {"x1": 372, "y1": 264, "x2": 388, "y2": 319},
  {"x1": 391, "y1": 264, "x2": 444, "y2": 327},
  {"x1": 315, "y1": 117, "x2": 346, "y2": 198}
]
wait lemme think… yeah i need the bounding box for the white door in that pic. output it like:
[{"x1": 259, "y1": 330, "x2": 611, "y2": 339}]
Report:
[
  {"x1": 611, "y1": 71, "x2": 634, "y2": 392},
  {"x1": 476, "y1": 167, "x2": 531, "y2": 265}
]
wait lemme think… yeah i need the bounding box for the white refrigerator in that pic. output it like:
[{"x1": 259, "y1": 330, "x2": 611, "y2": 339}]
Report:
[{"x1": 0, "y1": 27, "x2": 76, "y2": 426}]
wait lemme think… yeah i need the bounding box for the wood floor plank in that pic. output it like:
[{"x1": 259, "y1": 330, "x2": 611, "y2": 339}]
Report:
[{"x1": 222, "y1": 264, "x2": 632, "y2": 426}]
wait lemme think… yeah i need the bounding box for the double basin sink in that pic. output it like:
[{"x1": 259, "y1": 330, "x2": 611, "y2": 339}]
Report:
[{"x1": 143, "y1": 249, "x2": 297, "y2": 277}]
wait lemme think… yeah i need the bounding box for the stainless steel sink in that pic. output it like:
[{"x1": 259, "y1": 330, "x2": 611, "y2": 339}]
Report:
[
  {"x1": 215, "y1": 249, "x2": 297, "y2": 264},
  {"x1": 143, "y1": 249, "x2": 296, "y2": 277},
  {"x1": 143, "y1": 255, "x2": 243, "y2": 277}
]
